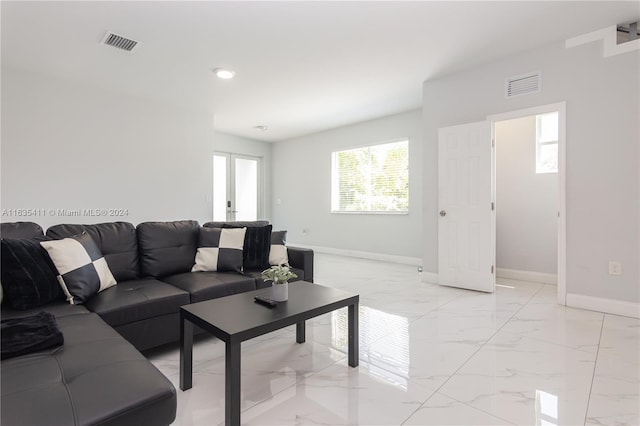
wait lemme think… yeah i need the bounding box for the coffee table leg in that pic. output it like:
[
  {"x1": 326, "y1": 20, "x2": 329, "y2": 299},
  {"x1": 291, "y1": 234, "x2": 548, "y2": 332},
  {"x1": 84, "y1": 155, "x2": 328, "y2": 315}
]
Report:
[
  {"x1": 225, "y1": 340, "x2": 241, "y2": 426},
  {"x1": 180, "y1": 314, "x2": 193, "y2": 390},
  {"x1": 348, "y1": 302, "x2": 359, "y2": 367},
  {"x1": 296, "y1": 321, "x2": 306, "y2": 343}
]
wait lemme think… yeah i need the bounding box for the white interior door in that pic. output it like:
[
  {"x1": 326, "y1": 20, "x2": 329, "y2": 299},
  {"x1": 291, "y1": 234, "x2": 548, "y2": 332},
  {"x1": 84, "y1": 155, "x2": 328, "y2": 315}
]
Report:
[
  {"x1": 438, "y1": 121, "x2": 495, "y2": 292},
  {"x1": 213, "y1": 153, "x2": 261, "y2": 221}
]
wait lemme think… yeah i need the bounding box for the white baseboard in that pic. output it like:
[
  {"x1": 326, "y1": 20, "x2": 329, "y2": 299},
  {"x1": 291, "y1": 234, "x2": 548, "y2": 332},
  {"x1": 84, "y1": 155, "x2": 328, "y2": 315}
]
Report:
[
  {"x1": 497, "y1": 268, "x2": 557, "y2": 285},
  {"x1": 421, "y1": 272, "x2": 438, "y2": 284},
  {"x1": 288, "y1": 243, "x2": 421, "y2": 266},
  {"x1": 566, "y1": 293, "x2": 640, "y2": 319}
]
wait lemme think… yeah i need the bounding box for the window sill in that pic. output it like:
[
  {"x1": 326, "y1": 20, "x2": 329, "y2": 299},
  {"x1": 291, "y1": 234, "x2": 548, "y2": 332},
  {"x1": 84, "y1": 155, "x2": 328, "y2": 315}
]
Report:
[{"x1": 331, "y1": 211, "x2": 409, "y2": 215}]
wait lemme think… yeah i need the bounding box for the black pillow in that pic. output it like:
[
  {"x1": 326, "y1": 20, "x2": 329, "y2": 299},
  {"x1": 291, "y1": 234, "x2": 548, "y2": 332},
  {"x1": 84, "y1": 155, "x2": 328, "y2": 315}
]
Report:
[
  {"x1": 0, "y1": 237, "x2": 62, "y2": 310},
  {"x1": 1, "y1": 312, "x2": 64, "y2": 359},
  {"x1": 212, "y1": 224, "x2": 272, "y2": 270}
]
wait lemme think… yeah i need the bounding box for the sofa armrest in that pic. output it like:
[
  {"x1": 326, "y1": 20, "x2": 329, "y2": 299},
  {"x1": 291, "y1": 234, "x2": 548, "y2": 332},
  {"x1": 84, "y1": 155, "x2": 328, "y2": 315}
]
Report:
[{"x1": 287, "y1": 247, "x2": 314, "y2": 283}]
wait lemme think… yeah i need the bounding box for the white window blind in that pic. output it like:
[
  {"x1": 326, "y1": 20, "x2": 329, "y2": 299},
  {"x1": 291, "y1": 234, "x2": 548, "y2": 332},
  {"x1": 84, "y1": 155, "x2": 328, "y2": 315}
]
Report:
[{"x1": 331, "y1": 140, "x2": 409, "y2": 213}]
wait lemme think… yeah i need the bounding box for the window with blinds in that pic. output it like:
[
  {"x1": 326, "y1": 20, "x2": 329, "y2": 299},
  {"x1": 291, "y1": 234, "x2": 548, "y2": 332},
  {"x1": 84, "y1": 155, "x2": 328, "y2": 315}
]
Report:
[{"x1": 331, "y1": 140, "x2": 409, "y2": 213}]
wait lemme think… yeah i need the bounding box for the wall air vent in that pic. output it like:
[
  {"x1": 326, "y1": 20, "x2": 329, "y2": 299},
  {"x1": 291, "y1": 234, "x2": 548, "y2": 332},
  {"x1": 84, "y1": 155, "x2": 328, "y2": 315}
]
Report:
[
  {"x1": 102, "y1": 32, "x2": 139, "y2": 52},
  {"x1": 617, "y1": 22, "x2": 639, "y2": 45},
  {"x1": 504, "y1": 71, "x2": 541, "y2": 98}
]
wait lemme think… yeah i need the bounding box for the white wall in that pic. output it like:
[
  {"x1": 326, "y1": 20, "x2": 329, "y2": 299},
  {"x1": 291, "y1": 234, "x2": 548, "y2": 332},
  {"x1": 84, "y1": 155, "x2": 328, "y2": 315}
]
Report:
[
  {"x1": 422, "y1": 41, "x2": 639, "y2": 306},
  {"x1": 272, "y1": 109, "x2": 423, "y2": 261},
  {"x1": 212, "y1": 131, "x2": 273, "y2": 222},
  {"x1": 1, "y1": 66, "x2": 216, "y2": 229},
  {"x1": 496, "y1": 116, "x2": 557, "y2": 275}
]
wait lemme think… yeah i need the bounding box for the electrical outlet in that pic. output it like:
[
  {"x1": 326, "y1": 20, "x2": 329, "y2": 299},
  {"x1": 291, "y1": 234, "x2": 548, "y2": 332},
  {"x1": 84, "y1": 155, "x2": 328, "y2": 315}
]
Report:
[
  {"x1": 302, "y1": 228, "x2": 309, "y2": 235},
  {"x1": 608, "y1": 261, "x2": 622, "y2": 276}
]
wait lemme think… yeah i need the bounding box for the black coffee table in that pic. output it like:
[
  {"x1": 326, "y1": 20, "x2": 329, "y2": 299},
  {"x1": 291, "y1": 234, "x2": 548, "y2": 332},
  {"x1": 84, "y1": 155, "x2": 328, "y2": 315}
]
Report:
[{"x1": 179, "y1": 281, "x2": 359, "y2": 426}]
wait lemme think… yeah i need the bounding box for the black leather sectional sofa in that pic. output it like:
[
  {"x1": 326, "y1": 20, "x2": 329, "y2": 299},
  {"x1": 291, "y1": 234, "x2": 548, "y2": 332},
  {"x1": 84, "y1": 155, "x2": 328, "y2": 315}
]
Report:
[{"x1": 0, "y1": 220, "x2": 313, "y2": 426}]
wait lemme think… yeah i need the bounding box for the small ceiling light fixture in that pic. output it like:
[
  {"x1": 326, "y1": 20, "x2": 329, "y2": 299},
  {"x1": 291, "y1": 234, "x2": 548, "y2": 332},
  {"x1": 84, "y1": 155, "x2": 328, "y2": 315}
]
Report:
[
  {"x1": 213, "y1": 68, "x2": 235, "y2": 79},
  {"x1": 254, "y1": 125, "x2": 268, "y2": 132}
]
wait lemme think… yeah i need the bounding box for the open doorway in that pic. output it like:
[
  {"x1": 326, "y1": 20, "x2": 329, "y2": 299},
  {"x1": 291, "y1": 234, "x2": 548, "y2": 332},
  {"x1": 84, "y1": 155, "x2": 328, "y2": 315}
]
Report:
[{"x1": 489, "y1": 103, "x2": 566, "y2": 305}]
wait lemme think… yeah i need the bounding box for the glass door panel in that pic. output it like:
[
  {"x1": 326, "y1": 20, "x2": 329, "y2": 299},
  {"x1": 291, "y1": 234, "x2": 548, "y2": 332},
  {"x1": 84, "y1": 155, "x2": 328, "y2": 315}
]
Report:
[
  {"x1": 213, "y1": 155, "x2": 229, "y2": 221},
  {"x1": 234, "y1": 157, "x2": 258, "y2": 221}
]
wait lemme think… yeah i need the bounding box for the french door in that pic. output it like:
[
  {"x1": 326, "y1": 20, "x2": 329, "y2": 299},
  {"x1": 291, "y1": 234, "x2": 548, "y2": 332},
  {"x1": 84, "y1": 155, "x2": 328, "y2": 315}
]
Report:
[{"x1": 213, "y1": 153, "x2": 261, "y2": 221}]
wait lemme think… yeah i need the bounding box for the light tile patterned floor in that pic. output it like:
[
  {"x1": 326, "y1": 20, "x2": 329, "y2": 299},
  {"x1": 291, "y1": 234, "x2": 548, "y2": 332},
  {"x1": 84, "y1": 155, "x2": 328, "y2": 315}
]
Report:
[{"x1": 146, "y1": 254, "x2": 640, "y2": 425}]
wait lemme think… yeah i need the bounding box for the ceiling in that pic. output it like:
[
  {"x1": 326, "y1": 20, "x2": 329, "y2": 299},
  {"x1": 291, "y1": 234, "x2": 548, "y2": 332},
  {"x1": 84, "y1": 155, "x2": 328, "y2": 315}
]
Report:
[{"x1": 2, "y1": 1, "x2": 638, "y2": 142}]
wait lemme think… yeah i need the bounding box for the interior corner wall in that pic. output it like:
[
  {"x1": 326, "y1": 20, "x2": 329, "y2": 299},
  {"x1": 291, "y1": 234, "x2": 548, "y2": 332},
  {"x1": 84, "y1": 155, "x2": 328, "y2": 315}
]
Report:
[
  {"x1": 1, "y1": 66, "x2": 215, "y2": 229},
  {"x1": 271, "y1": 109, "x2": 423, "y2": 260},
  {"x1": 212, "y1": 131, "x2": 273, "y2": 222},
  {"x1": 495, "y1": 116, "x2": 558, "y2": 275},
  {"x1": 422, "y1": 41, "x2": 639, "y2": 305}
]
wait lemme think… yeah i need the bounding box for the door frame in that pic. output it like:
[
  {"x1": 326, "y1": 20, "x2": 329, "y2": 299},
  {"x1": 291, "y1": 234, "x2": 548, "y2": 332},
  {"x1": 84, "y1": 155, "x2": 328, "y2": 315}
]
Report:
[{"x1": 487, "y1": 102, "x2": 566, "y2": 305}]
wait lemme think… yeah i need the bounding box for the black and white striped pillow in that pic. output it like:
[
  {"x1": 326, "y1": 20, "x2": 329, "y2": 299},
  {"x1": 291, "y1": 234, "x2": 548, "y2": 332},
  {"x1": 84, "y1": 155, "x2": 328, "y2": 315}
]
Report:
[
  {"x1": 40, "y1": 232, "x2": 117, "y2": 305},
  {"x1": 269, "y1": 230, "x2": 289, "y2": 266},
  {"x1": 192, "y1": 227, "x2": 246, "y2": 273}
]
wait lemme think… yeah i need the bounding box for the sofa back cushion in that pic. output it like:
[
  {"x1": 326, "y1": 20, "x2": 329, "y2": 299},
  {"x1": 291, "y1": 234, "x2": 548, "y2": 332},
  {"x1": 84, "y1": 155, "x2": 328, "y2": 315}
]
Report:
[
  {"x1": 204, "y1": 221, "x2": 270, "y2": 228},
  {"x1": 203, "y1": 221, "x2": 272, "y2": 271},
  {"x1": 137, "y1": 220, "x2": 199, "y2": 278},
  {"x1": 46, "y1": 222, "x2": 139, "y2": 282},
  {"x1": 1, "y1": 222, "x2": 44, "y2": 239}
]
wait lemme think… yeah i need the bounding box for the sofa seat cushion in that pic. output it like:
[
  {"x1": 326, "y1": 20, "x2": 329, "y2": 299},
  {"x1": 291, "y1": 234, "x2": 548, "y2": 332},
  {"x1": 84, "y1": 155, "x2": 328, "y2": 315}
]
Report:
[
  {"x1": 1, "y1": 312, "x2": 176, "y2": 426},
  {"x1": 162, "y1": 272, "x2": 256, "y2": 303},
  {"x1": 85, "y1": 278, "x2": 190, "y2": 327}
]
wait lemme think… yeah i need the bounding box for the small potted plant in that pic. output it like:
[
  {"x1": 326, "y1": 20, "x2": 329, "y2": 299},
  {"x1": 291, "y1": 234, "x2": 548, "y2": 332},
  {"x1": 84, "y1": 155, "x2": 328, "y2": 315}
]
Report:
[{"x1": 261, "y1": 264, "x2": 298, "y2": 302}]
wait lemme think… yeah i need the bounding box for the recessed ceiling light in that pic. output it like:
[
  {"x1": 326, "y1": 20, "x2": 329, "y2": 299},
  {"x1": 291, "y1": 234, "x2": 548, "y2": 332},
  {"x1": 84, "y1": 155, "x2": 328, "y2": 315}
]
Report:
[
  {"x1": 213, "y1": 68, "x2": 235, "y2": 79},
  {"x1": 254, "y1": 125, "x2": 268, "y2": 132}
]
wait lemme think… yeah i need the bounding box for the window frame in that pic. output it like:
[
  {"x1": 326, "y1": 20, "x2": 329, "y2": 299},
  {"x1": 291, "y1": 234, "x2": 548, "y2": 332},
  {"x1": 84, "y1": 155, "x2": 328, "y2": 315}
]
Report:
[{"x1": 330, "y1": 138, "x2": 409, "y2": 215}]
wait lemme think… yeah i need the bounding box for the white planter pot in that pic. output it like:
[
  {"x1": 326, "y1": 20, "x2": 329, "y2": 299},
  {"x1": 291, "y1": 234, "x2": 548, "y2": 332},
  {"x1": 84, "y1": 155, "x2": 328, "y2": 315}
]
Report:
[{"x1": 271, "y1": 282, "x2": 289, "y2": 302}]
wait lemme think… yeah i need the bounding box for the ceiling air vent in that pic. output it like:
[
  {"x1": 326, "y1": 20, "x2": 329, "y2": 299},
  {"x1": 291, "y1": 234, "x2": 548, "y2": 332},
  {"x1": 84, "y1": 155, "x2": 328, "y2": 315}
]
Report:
[
  {"x1": 504, "y1": 71, "x2": 541, "y2": 98},
  {"x1": 102, "y1": 32, "x2": 139, "y2": 52}
]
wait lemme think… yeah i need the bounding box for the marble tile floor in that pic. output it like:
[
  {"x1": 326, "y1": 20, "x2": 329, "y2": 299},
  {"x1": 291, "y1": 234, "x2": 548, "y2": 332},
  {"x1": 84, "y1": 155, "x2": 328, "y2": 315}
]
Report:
[{"x1": 146, "y1": 254, "x2": 640, "y2": 426}]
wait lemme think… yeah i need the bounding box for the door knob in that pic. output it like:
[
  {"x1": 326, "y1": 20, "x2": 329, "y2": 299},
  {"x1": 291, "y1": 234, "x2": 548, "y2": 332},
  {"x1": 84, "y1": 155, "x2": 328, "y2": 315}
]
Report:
[{"x1": 440, "y1": 210, "x2": 447, "y2": 217}]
